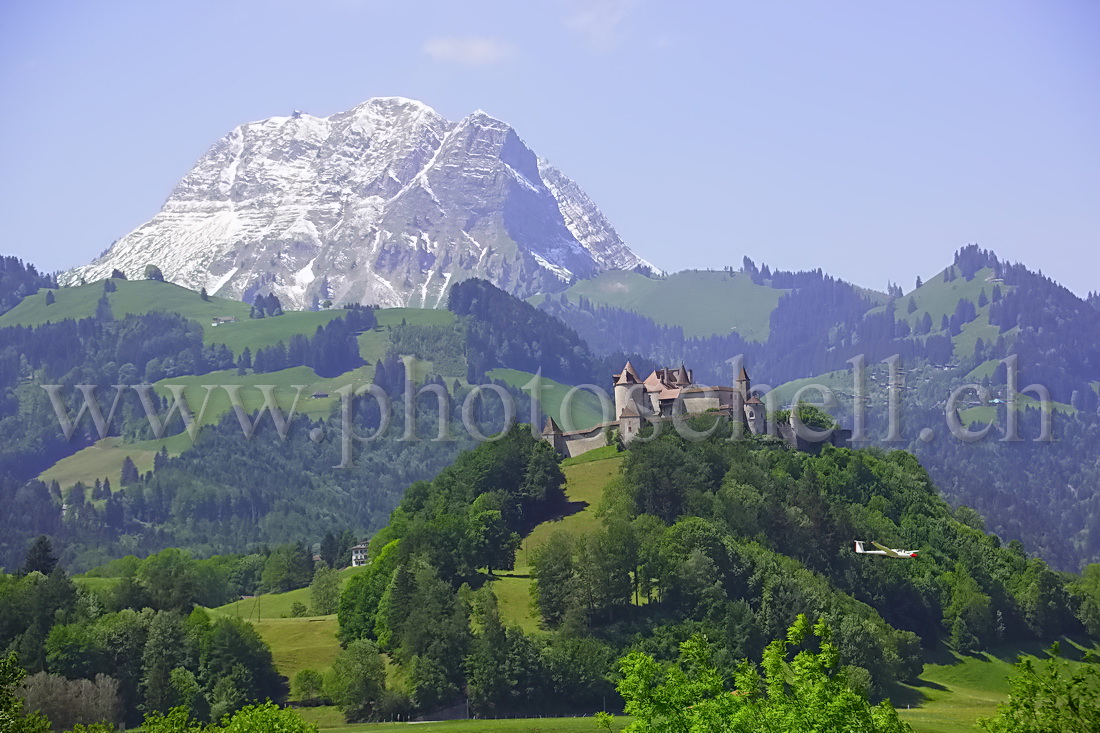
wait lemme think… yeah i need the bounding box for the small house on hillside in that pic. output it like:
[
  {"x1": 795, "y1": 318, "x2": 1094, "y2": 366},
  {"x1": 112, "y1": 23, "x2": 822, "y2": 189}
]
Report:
[{"x1": 211, "y1": 316, "x2": 238, "y2": 327}]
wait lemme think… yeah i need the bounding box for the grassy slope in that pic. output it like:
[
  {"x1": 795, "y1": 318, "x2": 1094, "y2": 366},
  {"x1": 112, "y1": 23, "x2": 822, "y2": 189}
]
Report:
[
  {"x1": 492, "y1": 456, "x2": 624, "y2": 634},
  {"x1": 895, "y1": 637, "x2": 1100, "y2": 733},
  {"x1": 0, "y1": 277, "x2": 447, "y2": 361},
  {"x1": 38, "y1": 433, "x2": 190, "y2": 490},
  {"x1": 211, "y1": 565, "x2": 368, "y2": 621},
  {"x1": 205, "y1": 310, "x2": 347, "y2": 354},
  {"x1": 31, "y1": 300, "x2": 451, "y2": 489},
  {"x1": 208, "y1": 565, "x2": 369, "y2": 685},
  {"x1": 0, "y1": 277, "x2": 361, "y2": 356},
  {"x1": 878, "y1": 266, "x2": 1009, "y2": 362},
  {"x1": 556, "y1": 270, "x2": 784, "y2": 341},
  {"x1": 487, "y1": 368, "x2": 608, "y2": 432},
  {"x1": 767, "y1": 369, "x2": 854, "y2": 408},
  {"x1": 883, "y1": 267, "x2": 1000, "y2": 329},
  {"x1": 149, "y1": 365, "x2": 378, "y2": 426},
  {"x1": 0, "y1": 278, "x2": 250, "y2": 329}
]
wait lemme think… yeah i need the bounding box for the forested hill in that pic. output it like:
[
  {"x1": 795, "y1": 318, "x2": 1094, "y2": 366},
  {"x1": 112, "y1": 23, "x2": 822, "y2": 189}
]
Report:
[
  {"x1": 333, "y1": 424, "x2": 1100, "y2": 720},
  {"x1": 537, "y1": 245, "x2": 1083, "y2": 390}
]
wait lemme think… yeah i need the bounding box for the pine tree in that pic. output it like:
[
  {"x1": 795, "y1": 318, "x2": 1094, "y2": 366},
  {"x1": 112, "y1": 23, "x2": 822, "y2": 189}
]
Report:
[
  {"x1": 154, "y1": 447, "x2": 169, "y2": 471},
  {"x1": 95, "y1": 293, "x2": 113, "y2": 321},
  {"x1": 978, "y1": 289, "x2": 989, "y2": 307},
  {"x1": 907, "y1": 297, "x2": 917, "y2": 314},
  {"x1": 199, "y1": 286, "x2": 209, "y2": 301},
  {"x1": 120, "y1": 456, "x2": 139, "y2": 485},
  {"x1": 319, "y1": 532, "x2": 339, "y2": 569},
  {"x1": 915, "y1": 275, "x2": 923, "y2": 289},
  {"x1": 141, "y1": 612, "x2": 186, "y2": 715},
  {"x1": 69, "y1": 483, "x2": 86, "y2": 507},
  {"x1": 20, "y1": 535, "x2": 58, "y2": 575},
  {"x1": 44, "y1": 290, "x2": 55, "y2": 305},
  {"x1": 374, "y1": 565, "x2": 415, "y2": 652},
  {"x1": 110, "y1": 268, "x2": 126, "y2": 280}
]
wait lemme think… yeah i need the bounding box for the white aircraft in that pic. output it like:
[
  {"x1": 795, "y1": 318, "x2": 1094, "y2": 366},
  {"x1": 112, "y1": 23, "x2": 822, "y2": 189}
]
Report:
[{"x1": 854, "y1": 540, "x2": 919, "y2": 559}]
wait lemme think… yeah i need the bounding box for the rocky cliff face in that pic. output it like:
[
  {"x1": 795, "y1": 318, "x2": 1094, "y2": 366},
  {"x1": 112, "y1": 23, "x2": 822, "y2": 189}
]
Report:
[{"x1": 62, "y1": 97, "x2": 651, "y2": 308}]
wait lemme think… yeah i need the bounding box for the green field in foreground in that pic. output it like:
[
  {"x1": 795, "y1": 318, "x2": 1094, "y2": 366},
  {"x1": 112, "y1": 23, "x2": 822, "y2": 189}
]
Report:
[
  {"x1": 295, "y1": 640, "x2": 1094, "y2": 732},
  {"x1": 298, "y1": 711, "x2": 622, "y2": 732},
  {"x1": 893, "y1": 637, "x2": 1100, "y2": 733}
]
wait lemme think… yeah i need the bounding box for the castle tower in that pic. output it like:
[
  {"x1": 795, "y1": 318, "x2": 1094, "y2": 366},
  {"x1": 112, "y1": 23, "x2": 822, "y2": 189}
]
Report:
[
  {"x1": 618, "y1": 401, "x2": 642, "y2": 445},
  {"x1": 613, "y1": 361, "x2": 641, "y2": 418},
  {"x1": 736, "y1": 365, "x2": 751, "y2": 401},
  {"x1": 542, "y1": 416, "x2": 566, "y2": 455},
  {"x1": 676, "y1": 362, "x2": 692, "y2": 387},
  {"x1": 744, "y1": 395, "x2": 765, "y2": 434}
]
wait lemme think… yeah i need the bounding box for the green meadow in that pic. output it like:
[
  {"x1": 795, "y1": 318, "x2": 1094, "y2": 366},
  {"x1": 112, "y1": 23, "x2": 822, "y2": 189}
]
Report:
[
  {"x1": 555, "y1": 269, "x2": 783, "y2": 341},
  {"x1": 486, "y1": 368, "x2": 609, "y2": 432},
  {"x1": 0, "y1": 278, "x2": 249, "y2": 329}
]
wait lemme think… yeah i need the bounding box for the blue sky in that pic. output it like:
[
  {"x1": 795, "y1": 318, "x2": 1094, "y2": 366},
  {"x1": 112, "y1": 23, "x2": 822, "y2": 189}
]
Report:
[{"x1": 1, "y1": 0, "x2": 1097, "y2": 295}]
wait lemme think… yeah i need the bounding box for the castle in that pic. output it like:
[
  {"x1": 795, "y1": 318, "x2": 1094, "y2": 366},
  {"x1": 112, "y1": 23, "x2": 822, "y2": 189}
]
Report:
[{"x1": 542, "y1": 361, "x2": 850, "y2": 458}]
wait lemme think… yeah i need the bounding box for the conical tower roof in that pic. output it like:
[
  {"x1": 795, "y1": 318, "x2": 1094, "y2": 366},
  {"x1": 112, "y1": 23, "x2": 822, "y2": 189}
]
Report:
[
  {"x1": 678, "y1": 362, "x2": 690, "y2": 385},
  {"x1": 542, "y1": 416, "x2": 561, "y2": 434},
  {"x1": 615, "y1": 360, "x2": 641, "y2": 385}
]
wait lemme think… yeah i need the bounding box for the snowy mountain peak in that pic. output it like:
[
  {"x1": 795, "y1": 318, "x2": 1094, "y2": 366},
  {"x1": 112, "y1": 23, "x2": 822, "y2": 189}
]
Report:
[{"x1": 61, "y1": 97, "x2": 651, "y2": 308}]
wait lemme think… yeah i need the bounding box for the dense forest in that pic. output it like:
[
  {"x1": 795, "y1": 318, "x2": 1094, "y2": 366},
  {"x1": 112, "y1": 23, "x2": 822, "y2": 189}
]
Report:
[
  {"x1": 0, "y1": 538, "x2": 288, "y2": 729},
  {"x1": 249, "y1": 305, "x2": 376, "y2": 377}
]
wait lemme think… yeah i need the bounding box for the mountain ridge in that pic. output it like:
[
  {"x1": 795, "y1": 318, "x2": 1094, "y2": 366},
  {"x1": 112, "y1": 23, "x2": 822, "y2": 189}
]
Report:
[{"x1": 61, "y1": 97, "x2": 653, "y2": 309}]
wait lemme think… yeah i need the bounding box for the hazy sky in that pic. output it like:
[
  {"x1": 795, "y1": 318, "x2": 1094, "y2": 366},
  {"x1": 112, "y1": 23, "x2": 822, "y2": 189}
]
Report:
[{"x1": 2, "y1": 0, "x2": 1097, "y2": 295}]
